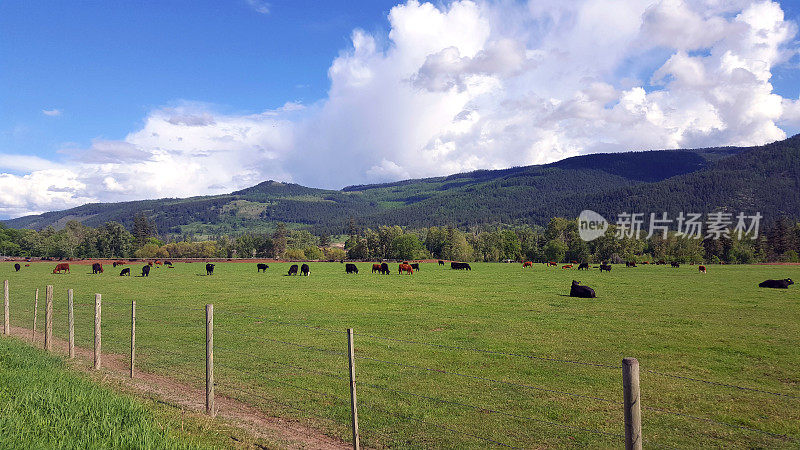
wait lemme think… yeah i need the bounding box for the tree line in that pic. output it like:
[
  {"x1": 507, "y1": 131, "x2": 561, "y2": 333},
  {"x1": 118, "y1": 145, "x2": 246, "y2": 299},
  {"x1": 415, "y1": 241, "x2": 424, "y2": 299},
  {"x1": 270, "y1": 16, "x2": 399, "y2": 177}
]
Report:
[{"x1": 2, "y1": 215, "x2": 799, "y2": 264}]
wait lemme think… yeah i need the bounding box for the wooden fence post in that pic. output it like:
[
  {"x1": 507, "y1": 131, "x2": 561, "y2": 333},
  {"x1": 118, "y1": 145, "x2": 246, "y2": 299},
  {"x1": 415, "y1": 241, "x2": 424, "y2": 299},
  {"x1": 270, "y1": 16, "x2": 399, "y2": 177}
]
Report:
[
  {"x1": 32, "y1": 288, "x2": 38, "y2": 343},
  {"x1": 94, "y1": 294, "x2": 101, "y2": 370},
  {"x1": 44, "y1": 285, "x2": 53, "y2": 351},
  {"x1": 3, "y1": 280, "x2": 8, "y2": 336},
  {"x1": 130, "y1": 300, "x2": 136, "y2": 378},
  {"x1": 347, "y1": 328, "x2": 360, "y2": 450},
  {"x1": 623, "y1": 357, "x2": 642, "y2": 450},
  {"x1": 68, "y1": 289, "x2": 74, "y2": 359},
  {"x1": 206, "y1": 304, "x2": 214, "y2": 416}
]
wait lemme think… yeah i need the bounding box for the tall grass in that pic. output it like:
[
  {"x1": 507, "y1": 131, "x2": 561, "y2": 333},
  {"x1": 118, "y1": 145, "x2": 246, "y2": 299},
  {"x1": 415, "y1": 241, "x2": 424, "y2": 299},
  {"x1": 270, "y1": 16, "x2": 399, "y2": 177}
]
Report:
[{"x1": 0, "y1": 337, "x2": 205, "y2": 449}]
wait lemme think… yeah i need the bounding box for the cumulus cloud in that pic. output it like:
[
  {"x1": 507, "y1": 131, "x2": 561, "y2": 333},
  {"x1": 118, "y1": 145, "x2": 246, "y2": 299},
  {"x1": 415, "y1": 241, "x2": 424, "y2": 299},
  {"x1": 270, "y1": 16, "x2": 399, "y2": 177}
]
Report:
[{"x1": 2, "y1": 0, "x2": 800, "y2": 218}]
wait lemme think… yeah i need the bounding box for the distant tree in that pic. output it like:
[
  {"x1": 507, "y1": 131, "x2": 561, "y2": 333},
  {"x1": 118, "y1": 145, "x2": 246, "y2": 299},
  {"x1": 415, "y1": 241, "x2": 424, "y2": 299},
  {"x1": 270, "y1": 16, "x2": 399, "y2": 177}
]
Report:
[
  {"x1": 443, "y1": 228, "x2": 472, "y2": 261},
  {"x1": 284, "y1": 248, "x2": 306, "y2": 260},
  {"x1": 272, "y1": 222, "x2": 288, "y2": 258},
  {"x1": 390, "y1": 234, "x2": 426, "y2": 261},
  {"x1": 544, "y1": 239, "x2": 566, "y2": 263},
  {"x1": 287, "y1": 230, "x2": 318, "y2": 250},
  {"x1": 318, "y1": 233, "x2": 331, "y2": 248},
  {"x1": 132, "y1": 213, "x2": 157, "y2": 247},
  {"x1": 324, "y1": 247, "x2": 347, "y2": 260},
  {"x1": 95, "y1": 222, "x2": 133, "y2": 258}
]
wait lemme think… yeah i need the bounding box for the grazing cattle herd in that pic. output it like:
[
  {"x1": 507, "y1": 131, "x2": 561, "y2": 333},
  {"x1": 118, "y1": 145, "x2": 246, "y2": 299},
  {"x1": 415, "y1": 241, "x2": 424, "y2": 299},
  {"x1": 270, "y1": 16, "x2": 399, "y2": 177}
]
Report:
[{"x1": 5, "y1": 258, "x2": 795, "y2": 300}]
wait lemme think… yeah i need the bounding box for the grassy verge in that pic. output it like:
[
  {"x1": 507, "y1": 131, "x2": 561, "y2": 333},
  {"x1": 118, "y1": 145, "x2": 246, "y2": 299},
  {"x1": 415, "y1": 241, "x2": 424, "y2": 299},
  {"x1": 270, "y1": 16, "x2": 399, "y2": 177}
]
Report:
[{"x1": 0, "y1": 336, "x2": 273, "y2": 449}]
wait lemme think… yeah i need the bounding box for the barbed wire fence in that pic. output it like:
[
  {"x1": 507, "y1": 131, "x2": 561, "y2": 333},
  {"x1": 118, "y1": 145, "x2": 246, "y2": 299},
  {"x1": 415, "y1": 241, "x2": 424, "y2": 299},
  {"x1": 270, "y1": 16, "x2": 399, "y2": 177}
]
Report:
[{"x1": 2, "y1": 279, "x2": 798, "y2": 449}]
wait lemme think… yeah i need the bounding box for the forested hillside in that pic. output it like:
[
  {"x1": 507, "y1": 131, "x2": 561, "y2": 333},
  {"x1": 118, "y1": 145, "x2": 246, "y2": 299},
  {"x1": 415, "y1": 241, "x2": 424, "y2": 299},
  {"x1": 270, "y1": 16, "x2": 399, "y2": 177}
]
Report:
[{"x1": 4, "y1": 138, "x2": 798, "y2": 238}]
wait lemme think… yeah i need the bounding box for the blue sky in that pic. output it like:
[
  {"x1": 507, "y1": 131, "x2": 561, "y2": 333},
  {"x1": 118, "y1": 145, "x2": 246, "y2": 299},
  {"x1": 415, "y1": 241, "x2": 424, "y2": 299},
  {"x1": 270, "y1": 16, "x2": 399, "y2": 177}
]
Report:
[
  {"x1": 0, "y1": 0, "x2": 401, "y2": 165},
  {"x1": 2, "y1": 0, "x2": 800, "y2": 218}
]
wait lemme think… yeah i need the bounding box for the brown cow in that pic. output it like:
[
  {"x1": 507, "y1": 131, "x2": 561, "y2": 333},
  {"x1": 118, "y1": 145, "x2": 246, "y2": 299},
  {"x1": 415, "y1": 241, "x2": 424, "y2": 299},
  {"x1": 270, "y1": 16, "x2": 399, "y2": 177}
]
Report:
[
  {"x1": 53, "y1": 263, "x2": 70, "y2": 274},
  {"x1": 522, "y1": 261, "x2": 533, "y2": 268},
  {"x1": 562, "y1": 264, "x2": 573, "y2": 269},
  {"x1": 699, "y1": 265, "x2": 706, "y2": 273},
  {"x1": 372, "y1": 263, "x2": 382, "y2": 273},
  {"x1": 399, "y1": 263, "x2": 414, "y2": 275},
  {"x1": 548, "y1": 261, "x2": 558, "y2": 267}
]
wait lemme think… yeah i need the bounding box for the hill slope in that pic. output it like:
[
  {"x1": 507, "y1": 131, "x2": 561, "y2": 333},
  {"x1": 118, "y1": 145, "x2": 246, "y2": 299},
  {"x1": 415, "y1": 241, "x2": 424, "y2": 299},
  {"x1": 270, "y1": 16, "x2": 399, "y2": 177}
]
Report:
[{"x1": 4, "y1": 139, "x2": 797, "y2": 235}]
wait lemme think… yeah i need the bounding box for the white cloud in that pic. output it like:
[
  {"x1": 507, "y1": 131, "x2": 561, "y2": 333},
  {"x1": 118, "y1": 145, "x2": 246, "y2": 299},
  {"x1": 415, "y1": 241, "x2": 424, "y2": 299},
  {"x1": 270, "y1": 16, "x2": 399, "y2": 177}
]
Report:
[
  {"x1": 0, "y1": 154, "x2": 61, "y2": 172},
  {"x1": 42, "y1": 109, "x2": 61, "y2": 116},
  {"x1": 3, "y1": 0, "x2": 800, "y2": 218},
  {"x1": 246, "y1": 0, "x2": 270, "y2": 15}
]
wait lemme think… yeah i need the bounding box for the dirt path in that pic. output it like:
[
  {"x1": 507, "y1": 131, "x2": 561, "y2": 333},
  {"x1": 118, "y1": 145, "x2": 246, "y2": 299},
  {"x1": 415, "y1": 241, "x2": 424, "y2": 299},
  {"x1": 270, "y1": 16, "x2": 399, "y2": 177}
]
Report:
[{"x1": 5, "y1": 325, "x2": 351, "y2": 450}]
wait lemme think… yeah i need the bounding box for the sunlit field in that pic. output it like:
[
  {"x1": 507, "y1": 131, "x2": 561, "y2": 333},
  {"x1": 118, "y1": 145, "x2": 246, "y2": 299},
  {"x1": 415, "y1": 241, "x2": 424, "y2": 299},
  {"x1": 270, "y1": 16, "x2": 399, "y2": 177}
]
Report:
[{"x1": 2, "y1": 261, "x2": 798, "y2": 448}]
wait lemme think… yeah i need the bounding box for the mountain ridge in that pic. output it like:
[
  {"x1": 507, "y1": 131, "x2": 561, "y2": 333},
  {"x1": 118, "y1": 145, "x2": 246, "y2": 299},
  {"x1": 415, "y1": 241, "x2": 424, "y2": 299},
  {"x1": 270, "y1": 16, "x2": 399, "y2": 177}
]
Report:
[{"x1": 3, "y1": 138, "x2": 797, "y2": 236}]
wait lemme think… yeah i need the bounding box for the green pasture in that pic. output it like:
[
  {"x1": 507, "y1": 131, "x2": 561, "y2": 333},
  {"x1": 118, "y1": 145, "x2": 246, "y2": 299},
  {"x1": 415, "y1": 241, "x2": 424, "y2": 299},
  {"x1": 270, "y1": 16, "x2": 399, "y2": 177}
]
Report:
[
  {"x1": 1, "y1": 261, "x2": 798, "y2": 448},
  {"x1": 0, "y1": 335, "x2": 222, "y2": 449}
]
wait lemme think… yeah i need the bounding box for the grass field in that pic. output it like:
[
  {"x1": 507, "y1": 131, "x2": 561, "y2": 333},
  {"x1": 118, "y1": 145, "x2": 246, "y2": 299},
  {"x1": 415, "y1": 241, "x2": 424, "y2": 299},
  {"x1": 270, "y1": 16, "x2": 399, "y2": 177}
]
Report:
[
  {"x1": 1, "y1": 261, "x2": 798, "y2": 448},
  {"x1": 0, "y1": 334, "x2": 226, "y2": 449}
]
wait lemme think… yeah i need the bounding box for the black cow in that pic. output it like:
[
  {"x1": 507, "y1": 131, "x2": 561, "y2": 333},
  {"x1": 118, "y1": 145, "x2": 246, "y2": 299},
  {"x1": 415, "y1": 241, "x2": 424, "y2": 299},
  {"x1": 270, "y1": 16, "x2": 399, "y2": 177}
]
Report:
[
  {"x1": 438, "y1": 260, "x2": 445, "y2": 265},
  {"x1": 758, "y1": 278, "x2": 794, "y2": 289},
  {"x1": 380, "y1": 262, "x2": 390, "y2": 275},
  {"x1": 141, "y1": 265, "x2": 150, "y2": 277},
  {"x1": 257, "y1": 263, "x2": 269, "y2": 272},
  {"x1": 578, "y1": 262, "x2": 589, "y2": 270},
  {"x1": 599, "y1": 263, "x2": 612, "y2": 272},
  {"x1": 92, "y1": 262, "x2": 103, "y2": 274},
  {"x1": 301, "y1": 263, "x2": 310, "y2": 276},
  {"x1": 346, "y1": 263, "x2": 358, "y2": 274},
  {"x1": 570, "y1": 280, "x2": 596, "y2": 298},
  {"x1": 626, "y1": 261, "x2": 637, "y2": 267},
  {"x1": 14, "y1": 263, "x2": 20, "y2": 272},
  {"x1": 120, "y1": 268, "x2": 130, "y2": 276},
  {"x1": 206, "y1": 263, "x2": 215, "y2": 275},
  {"x1": 671, "y1": 262, "x2": 680, "y2": 268},
  {"x1": 451, "y1": 262, "x2": 471, "y2": 270},
  {"x1": 410, "y1": 263, "x2": 420, "y2": 271},
  {"x1": 164, "y1": 261, "x2": 173, "y2": 266},
  {"x1": 288, "y1": 264, "x2": 299, "y2": 275}
]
